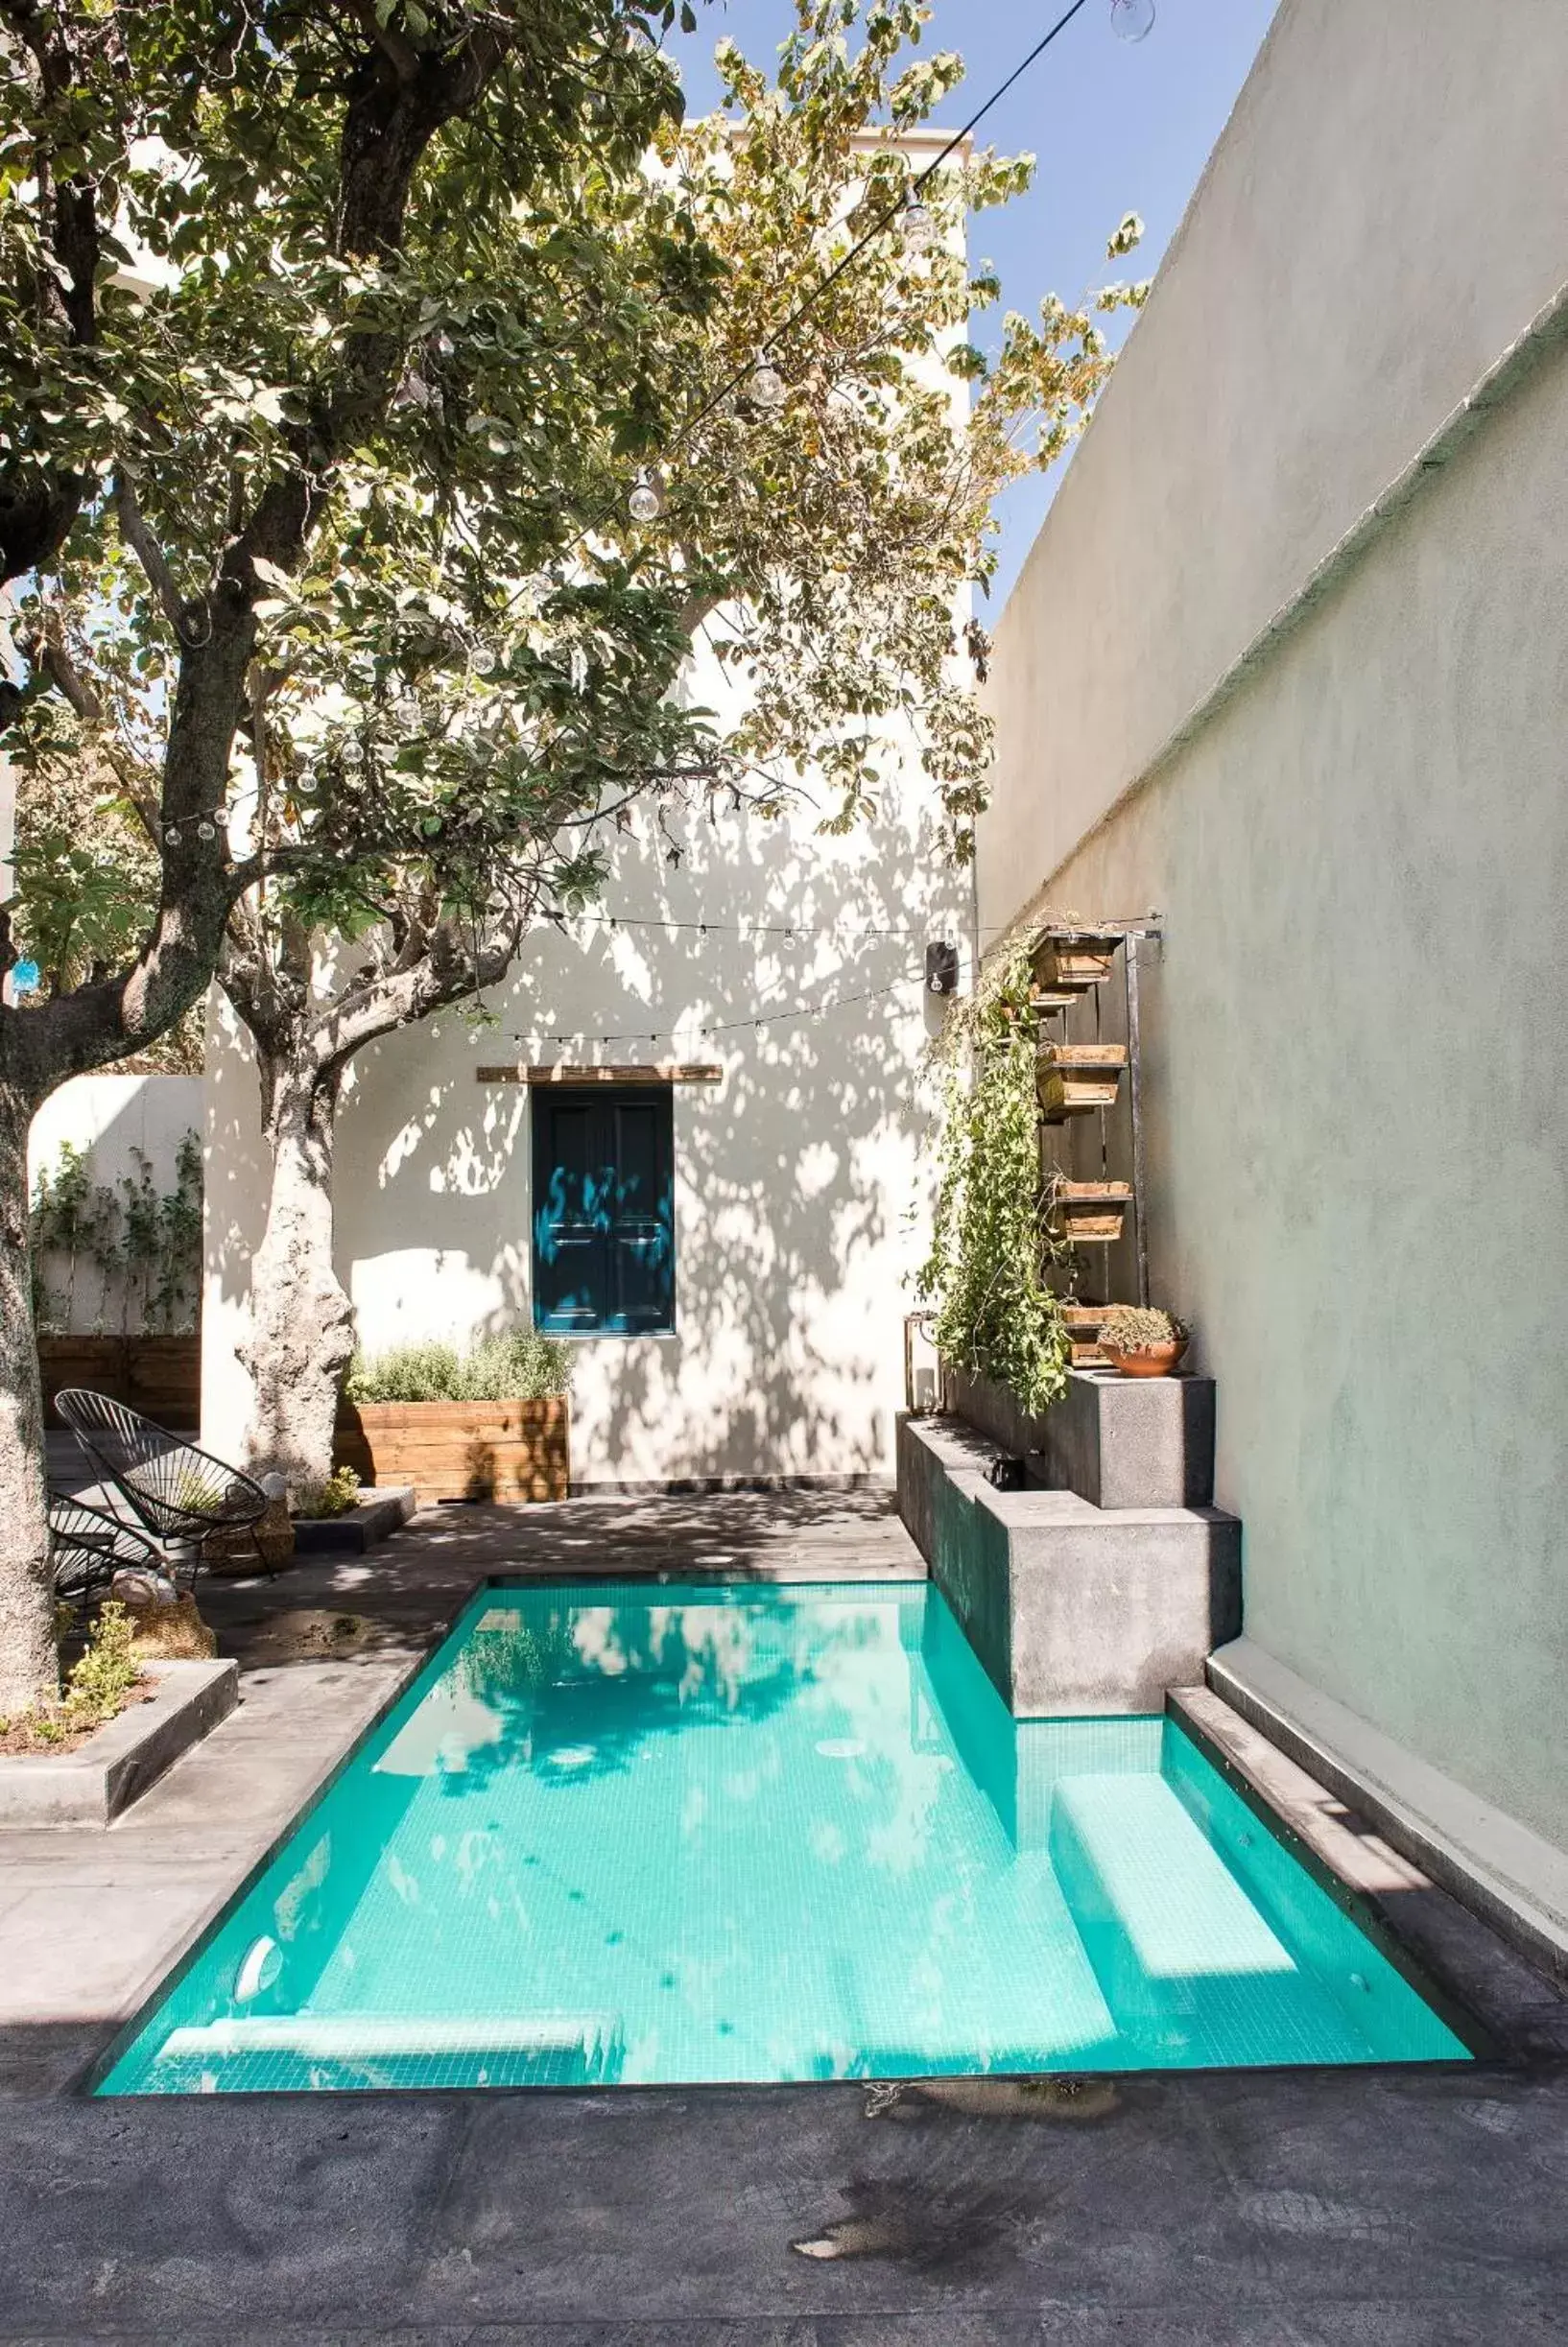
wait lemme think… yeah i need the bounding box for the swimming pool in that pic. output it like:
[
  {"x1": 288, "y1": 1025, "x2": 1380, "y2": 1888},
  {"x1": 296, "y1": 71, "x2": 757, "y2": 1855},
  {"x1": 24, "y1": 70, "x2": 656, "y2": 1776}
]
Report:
[{"x1": 96, "y1": 1580, "x2": 1469, "y2": 2093}]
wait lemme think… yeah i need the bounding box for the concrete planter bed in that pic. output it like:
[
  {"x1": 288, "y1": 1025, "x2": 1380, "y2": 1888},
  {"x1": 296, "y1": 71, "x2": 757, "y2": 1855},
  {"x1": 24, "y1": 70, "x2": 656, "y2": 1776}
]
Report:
[
  {"x1": 0, "y1": 1658, "x2": 237, "y2": 1827},
  {"x1": 335, "y1": 1398, "x2": 568, "y2": 1505},
  {"x1": 291, "y1": 1485, "x2": 417, "y2": 1553}
]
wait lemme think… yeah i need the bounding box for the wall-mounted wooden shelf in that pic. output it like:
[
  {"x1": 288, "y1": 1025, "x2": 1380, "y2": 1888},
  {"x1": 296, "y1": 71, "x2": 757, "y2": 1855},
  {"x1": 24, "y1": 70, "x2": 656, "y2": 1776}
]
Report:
[
  {"x1": 477, "y1": 1063, "x2": 724, "y2": 1086},
  {"x1": 1052, "y1": 1180, "x2": 1133, "y2": 1244},
  {"x1": 1037, "y1": 1041, "x2": 1128, "y2": 1121}
]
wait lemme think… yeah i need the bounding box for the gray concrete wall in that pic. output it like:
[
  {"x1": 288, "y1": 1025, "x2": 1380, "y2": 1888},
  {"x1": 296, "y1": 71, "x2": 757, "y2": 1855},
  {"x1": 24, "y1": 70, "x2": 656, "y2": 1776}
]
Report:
[{"x1": 977, "y1": 0, "x2": 1568, "y2": 1848}]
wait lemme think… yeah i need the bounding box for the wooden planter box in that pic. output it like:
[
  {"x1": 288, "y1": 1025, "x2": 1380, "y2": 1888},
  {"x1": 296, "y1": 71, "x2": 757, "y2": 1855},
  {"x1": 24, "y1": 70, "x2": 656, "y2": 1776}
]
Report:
[
  {"x1": 1057, "y1": 1299, "x2": 1142, "y2": 1364},
  {"x1": 334, "y1": 1398, "x2": 569, "y2": 1505},
  {"x1": 1053, "y1": 1182, "x2": 1134, "y2": 1245},
  {"x1": 38, "y1": 1334, "x2": 202, "y2": 1430},
  {"x1": 1037, "y1": 1042, "x2": 1128, "y2": 1121},
  {"x1": 1059, "y1": 1301, "x2": 1107, "y2": 1364},
  {"x1": 1032, "y1": 929, "x2": 1122, "y2": 991}
]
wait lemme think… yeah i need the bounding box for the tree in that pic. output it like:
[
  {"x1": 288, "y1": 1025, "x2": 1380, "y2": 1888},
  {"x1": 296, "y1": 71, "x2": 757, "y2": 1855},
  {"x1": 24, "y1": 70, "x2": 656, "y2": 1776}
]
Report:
[
  {"x1": 3, "y1": 0, "x2": 1147, "y2": 1653},
  {"x1": 0, "y1": 0, "x2": 704, "y2": 1713},
  {"x1": 218, "y1": 0, "x2": 1142, "y2": 1493}
]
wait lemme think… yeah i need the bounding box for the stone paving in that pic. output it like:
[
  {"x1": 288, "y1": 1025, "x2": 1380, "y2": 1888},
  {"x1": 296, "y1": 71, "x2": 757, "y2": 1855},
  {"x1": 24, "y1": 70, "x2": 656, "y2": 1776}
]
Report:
[{"x1": 2, "y1": 1489, "x2": 1568, "y2": 2342}]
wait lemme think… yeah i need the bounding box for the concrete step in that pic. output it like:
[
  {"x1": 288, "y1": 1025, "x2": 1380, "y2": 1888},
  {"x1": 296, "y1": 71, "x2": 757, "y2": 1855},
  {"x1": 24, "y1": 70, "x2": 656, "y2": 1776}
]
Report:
[
  {"x1": 897, "y1": 1413, "x2": 1240, "y2": 1716},
  {"x1": 1048, "y1": 1771, "x2": 1374, "y2": 2063}
]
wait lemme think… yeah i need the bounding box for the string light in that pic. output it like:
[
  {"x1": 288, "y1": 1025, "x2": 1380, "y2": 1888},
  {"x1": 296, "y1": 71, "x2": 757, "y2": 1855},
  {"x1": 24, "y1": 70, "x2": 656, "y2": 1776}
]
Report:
[
  {"x1": 544, "y1": 909, "x2": 986, "y2": 941},
  {"x1": 628, "y1": 468, "x2": 665, "y2": 523},
  {"x1": 504, "y1": 1, "x2": 1102, "y2": 594},
  {"x1": 900, "y1": 198, "x2": 937, "y2": 254},
  {"x1": 748, "y1": 359, "x2": 788, "y2": 410},
  {"x1": 1109, "y1": 0, "x2": 1155, "y2": 39},
  {"x1": 516, "y1": 969, "x2": 923, "y2": 1047}
]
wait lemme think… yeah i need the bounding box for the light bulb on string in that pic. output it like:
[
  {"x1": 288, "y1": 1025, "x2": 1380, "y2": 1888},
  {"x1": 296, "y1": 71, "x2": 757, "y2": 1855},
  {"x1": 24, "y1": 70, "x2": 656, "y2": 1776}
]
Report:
[
  {"x1": 1109, "y1": 0, "x2": 1155, "y2": 41},
  {"x1": 748, "y1": 359, "x2": 787, "y2": 411},
  {"x1": 628, "y1": 468, "x2": 665, "y2": 523},
  {"x1": 901, "y1": 198, "x2": 937, "y2": 255}
]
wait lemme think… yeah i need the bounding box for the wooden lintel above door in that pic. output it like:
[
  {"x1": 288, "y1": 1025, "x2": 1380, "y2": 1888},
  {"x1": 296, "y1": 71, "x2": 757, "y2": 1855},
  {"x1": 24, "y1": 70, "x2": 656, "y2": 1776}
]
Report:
[{"x1": 476, "y1": 1063, "x2": 724, "y2": 1086}]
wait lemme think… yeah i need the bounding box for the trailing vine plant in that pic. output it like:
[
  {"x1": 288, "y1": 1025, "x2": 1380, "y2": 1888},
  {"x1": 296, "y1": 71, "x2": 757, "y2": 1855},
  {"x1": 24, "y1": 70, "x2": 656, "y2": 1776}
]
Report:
[
  {"x1": 30, "y1": 1131, "x2": 202, "y2": 1336},
  {"x1": 915, "y1": 942, "x2": 1072, "y2": 1413}
]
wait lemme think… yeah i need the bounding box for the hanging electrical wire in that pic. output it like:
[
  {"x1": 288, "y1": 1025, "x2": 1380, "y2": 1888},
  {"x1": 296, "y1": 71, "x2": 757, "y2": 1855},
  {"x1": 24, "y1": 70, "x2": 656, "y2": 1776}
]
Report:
[
  {"x1": 536, "y1": 908, "x2": 1003, "y2": 942},
  {"x1": 514, "y1": 966, "x2": 925, "y2": 1047},
  {"x1": 633, "y1": 0, "x2": 1104, "y2": 508}
]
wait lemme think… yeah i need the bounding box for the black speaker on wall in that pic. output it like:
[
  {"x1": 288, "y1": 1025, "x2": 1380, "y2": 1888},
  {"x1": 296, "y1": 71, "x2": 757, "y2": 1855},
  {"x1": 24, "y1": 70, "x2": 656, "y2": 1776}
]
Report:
[{"x1": 925, "y1": 940, "x2": 960, "y2": 996}]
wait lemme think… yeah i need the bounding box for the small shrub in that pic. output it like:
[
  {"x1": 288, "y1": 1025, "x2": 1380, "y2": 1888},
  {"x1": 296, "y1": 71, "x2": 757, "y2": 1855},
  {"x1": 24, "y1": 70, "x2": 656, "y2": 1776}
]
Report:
[
  {"x1": 344, "y1": 1326, "x2": 571, "y2": 1405},
  {"x1": 1098, "y1": 1305, "x2": 1187, "y2": 1355},
  {"x1": 62, "y1": 1600, "x2": 143, "y2": 1724},
  {"x1": 294, "y1": 1466, "x2": 362, "y2": 1520},
  {"x1": 5, "y1": 1602, "x2": 147, "y2": 1747}
]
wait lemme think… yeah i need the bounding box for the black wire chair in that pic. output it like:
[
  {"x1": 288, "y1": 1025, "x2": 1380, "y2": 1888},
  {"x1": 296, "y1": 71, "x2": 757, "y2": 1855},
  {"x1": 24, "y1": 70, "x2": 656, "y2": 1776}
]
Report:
[
  {"x1": 53, "y1": 1388, "x2": 273, "y2": 1587},
  {"x1": 48, "y1": 1494, "x2": 166, "y2": 1620}
]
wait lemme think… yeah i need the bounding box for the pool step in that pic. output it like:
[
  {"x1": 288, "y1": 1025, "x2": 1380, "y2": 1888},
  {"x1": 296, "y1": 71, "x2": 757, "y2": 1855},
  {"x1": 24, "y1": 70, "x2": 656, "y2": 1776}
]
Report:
[
  {"x1": 1049, "y1": 1773, "x2": 1374, "y2": 2063},
  {"x1": 154, "y1": 2010, "x2": 625, "y2": 2083}
]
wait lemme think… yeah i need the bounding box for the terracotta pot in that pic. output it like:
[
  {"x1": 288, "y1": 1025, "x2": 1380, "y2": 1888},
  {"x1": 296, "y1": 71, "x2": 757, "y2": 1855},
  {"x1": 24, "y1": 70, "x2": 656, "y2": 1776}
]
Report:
[{"x1": 1101, "y1": 1338, "x2": 1188, "y2": 1379}]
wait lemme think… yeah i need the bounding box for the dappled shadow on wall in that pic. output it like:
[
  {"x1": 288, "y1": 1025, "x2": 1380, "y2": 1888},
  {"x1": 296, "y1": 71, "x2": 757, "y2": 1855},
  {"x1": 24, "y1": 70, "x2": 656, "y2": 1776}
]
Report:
[{"x1": 334, "y1": 791, "x2": 962, "y2": 1481}]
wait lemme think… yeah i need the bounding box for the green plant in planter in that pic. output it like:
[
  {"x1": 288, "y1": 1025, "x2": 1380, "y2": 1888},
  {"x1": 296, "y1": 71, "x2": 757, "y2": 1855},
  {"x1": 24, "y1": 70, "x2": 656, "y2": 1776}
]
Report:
[
  {"x1": 344, "y1": 1327, "x2": 571, "y2": 1406},
  {"x1": 915, "y1": 943, "x2": 1071, "y2": 1413},
  {"x1": 294, "y1": 1467, "x2": 362, "y2": 1521},
  {"x1": 1098, "y1": 1305, "x2": 1188, "y2": 1355}
]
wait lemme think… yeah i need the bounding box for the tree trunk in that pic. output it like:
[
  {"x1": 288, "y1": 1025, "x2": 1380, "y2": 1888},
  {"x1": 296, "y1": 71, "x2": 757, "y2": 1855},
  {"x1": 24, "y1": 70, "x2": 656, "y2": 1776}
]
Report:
[
  {"x1": 0, "y1": 1079, "x2": 56, "y2": 1716},
  {"x1": 238, "y1": 1056, "x2": 356, "y2": 1501}
]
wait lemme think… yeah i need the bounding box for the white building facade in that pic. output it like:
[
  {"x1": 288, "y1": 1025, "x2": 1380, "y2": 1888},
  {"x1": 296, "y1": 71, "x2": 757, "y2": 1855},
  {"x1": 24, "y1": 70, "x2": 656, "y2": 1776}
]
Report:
[{"x1": 202, "y1": 630, "x2": 970, "y2": 1487}]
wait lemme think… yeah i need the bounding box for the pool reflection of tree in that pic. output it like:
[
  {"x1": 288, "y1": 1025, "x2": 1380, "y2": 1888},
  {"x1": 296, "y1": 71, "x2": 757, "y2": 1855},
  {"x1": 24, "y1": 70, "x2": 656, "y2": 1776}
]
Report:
[{"x1": 446, "y1": 1598, "x2": 808, "y2": 1789}]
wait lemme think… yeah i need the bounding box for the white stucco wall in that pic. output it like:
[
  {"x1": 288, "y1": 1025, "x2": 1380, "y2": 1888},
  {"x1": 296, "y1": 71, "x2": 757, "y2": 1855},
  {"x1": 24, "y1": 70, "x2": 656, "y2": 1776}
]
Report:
[
  {"x1": 203, "y1": 691, "x2": 968, "y2": 1485},
  {"x1": 976, "y1": 0, "x2": 1568, "y2": 1849}
]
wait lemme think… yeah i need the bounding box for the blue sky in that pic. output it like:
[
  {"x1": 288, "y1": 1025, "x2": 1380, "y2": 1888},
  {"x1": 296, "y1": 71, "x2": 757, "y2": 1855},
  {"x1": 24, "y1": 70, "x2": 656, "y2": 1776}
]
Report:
[{"x1": 668, "y1": 0, "x2": 1277, "y2": 607}]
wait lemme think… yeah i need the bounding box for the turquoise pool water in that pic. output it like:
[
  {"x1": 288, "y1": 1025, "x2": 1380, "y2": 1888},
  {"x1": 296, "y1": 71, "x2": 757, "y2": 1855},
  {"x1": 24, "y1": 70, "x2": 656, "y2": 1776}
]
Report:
[{"x1": 97, "y1": 1580, "x2": 1469, "y2": 2093}]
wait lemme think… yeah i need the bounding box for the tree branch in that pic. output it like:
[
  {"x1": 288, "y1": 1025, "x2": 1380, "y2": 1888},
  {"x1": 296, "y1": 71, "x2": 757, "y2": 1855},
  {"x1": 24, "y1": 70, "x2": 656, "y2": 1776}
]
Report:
[
  {"x1": 14, "y1": 618, "x2": 102, "y2": 722},
  {"x1": 113, "y1": 478, "x2": 209, "y2": 647}
]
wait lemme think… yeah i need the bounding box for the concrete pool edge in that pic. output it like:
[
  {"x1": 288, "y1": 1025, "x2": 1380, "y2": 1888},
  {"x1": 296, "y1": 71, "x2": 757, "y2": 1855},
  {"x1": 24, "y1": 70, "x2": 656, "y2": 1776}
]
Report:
[
  {"x1": 69, "y1": 1571, "x2": 1568, "y2": 2098},
  {"x1": 1170, "y1": 1687, "x2": 1568, "y2": 2068}
]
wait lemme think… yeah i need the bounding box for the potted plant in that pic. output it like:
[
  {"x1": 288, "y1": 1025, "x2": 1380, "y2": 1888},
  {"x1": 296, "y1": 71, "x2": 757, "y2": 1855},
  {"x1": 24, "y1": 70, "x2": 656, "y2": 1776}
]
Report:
[
  {"x1": 1097, "y1": 1305, "x2": 1190, "y2": 1378},
  {"x1": 1057, "y1": 1299, "x2": 1109, "y2": 1364}
]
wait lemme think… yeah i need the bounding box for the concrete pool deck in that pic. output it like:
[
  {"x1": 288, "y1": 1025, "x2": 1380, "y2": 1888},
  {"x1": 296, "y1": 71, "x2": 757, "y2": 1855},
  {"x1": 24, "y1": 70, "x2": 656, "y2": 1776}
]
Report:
[{"x1": 2, "y1": 1489, "x2": 1567, "y2": 2342}]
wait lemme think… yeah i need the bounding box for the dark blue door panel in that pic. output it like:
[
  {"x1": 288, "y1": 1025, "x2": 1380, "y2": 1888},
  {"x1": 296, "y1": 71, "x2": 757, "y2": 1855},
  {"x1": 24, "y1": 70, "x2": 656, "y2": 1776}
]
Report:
[{"x1": 533, "y1": 1087, "x2": 675, "y2": 1334}]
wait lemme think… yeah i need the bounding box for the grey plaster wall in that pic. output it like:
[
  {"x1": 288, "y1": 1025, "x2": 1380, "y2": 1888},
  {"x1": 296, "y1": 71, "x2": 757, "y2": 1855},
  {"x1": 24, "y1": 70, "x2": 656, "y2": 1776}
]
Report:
[{"x1": 977, "y1": 0, "x2": 1568, "y2": 1845}]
